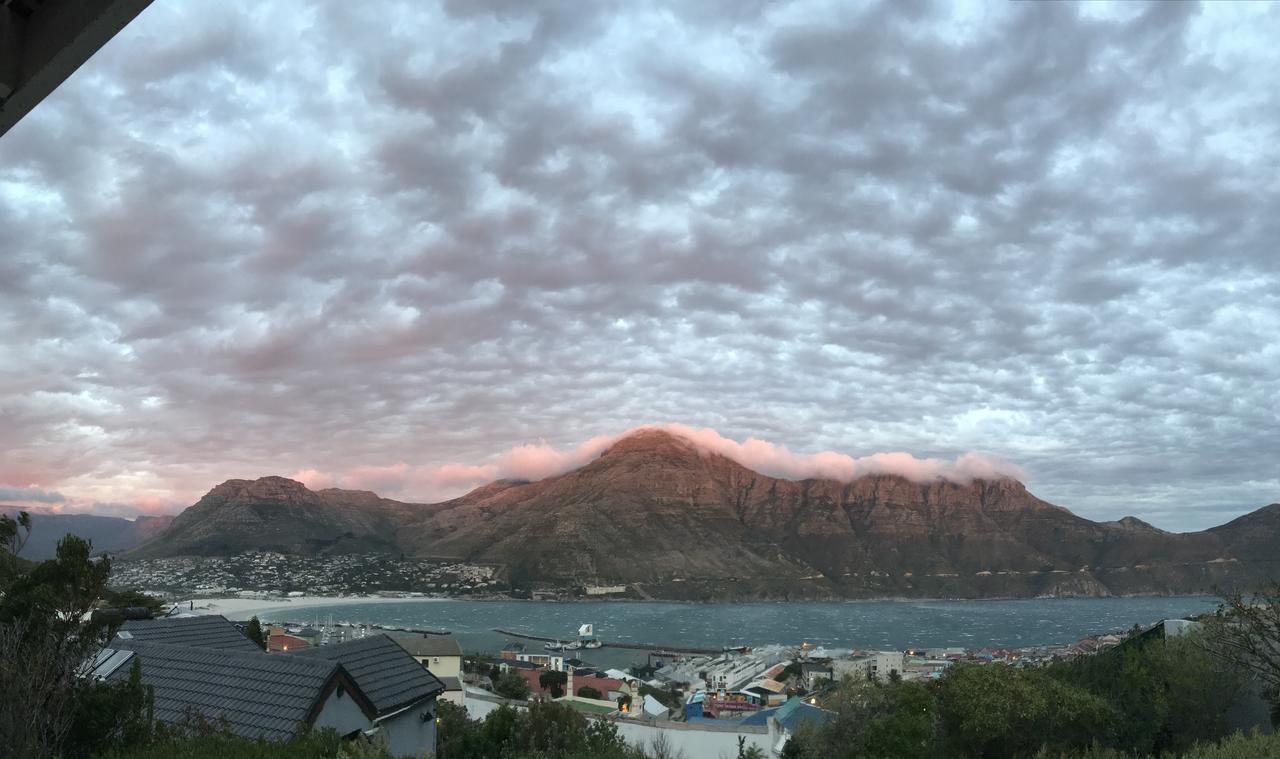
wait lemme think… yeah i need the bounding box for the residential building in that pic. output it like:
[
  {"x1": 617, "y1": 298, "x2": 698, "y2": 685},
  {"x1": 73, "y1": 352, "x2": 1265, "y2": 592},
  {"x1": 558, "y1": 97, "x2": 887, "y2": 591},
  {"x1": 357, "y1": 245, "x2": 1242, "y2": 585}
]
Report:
[
  {"x1": 800, "y1": 661, "x2": 833, "y2": 690},
  {"x1": 100, "y1": 641, "x2": 375, "y2": 741},
  {"x1": 106, "y1": 616, "x2": 443, "y2": 757},
  {"x1": 118, "y1": 614, "x2": 260, "y2": 652},
  {"x1": 831, "y1": 651, "x2": 903, "y2": 682},
  {"x1": 501, "y1": 642, "x2": 525, "y2": 660},
  {"x1": 393, "y1": 634, "x2": 465, "y2": 705},
  {"x1": 268, "y1": 625, "x2": 311, "y2": 652},
  {"x1": 295, "y1": 635, "x2": 446, "y2": 758}
]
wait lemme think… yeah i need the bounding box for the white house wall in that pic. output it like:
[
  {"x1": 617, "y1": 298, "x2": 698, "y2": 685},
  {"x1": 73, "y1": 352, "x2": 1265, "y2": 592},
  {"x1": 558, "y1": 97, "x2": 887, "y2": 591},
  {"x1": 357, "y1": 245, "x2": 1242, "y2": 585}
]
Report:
[
  {"x1": 376, "y1": 699, "x2": 438, "y2": 759},
  {"x1": 313, "y1": 685, "x2": 374, "y2": 739}
]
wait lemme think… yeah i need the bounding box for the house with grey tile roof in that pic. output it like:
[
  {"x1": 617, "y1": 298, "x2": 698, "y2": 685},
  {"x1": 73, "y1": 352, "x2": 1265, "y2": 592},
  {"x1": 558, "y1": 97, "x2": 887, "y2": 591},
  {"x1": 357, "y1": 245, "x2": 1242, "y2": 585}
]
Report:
[
  {"x1": 391, "y1": 634, "x2": 464, "y2": 705},
  {"x1": 106, "y1": 641, "x2": 375, "y2": 742},
  {"x1": 117, "y1": 615, "x2": 261, "y2": 653},
  {"x1": 294, "y1": 634, "x2": 444, "y2": 758}
]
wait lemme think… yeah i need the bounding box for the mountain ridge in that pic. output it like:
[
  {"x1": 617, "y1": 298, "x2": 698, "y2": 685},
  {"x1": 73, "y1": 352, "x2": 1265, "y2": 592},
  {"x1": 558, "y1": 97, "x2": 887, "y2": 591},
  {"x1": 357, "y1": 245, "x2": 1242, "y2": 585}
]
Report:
[{"x1": 128, "y1": 429, "x2": 1280, "y2": 600}]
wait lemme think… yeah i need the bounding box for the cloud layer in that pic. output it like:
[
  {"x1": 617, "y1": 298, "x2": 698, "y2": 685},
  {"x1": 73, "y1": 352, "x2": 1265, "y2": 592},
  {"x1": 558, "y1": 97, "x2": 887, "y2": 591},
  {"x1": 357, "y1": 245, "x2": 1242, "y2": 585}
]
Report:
[
  {"x1": 1, "y1": 1, "x2": 1278, "y2": 529},
  {"x1": 291, "y1": 424, "x2": 1025, "y2": 501}
]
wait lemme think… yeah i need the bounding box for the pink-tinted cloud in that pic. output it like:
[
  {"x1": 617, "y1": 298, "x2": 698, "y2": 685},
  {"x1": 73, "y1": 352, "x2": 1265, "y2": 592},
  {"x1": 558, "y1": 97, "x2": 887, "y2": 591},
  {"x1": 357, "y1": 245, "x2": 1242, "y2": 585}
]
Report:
[
  {"x1": 493, "y1": 434, "x2": 620, "y2": 482},
  {"x1": 17, "y1": 427, "x2": 1027, "y2": 516},
  {"x1": 284, "y1": 426, "x2": 1025, "y2": 505},
  {"x1": 291, "y1": 468, "x2": 337, "y2": 490},
  {"x1": 659, "y1": 424, "x2": 1027, "y2": 484}
]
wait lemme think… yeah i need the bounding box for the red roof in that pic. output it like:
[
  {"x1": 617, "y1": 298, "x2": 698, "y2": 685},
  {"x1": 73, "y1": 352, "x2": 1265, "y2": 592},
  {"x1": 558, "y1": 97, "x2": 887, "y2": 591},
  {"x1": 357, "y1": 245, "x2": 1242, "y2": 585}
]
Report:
[
  {"x1": 267, "y1": 633, "x2": 310, "y2": 652},
  {"x1": 514, "y1": 668, "x2": 624, "y2": 697}
]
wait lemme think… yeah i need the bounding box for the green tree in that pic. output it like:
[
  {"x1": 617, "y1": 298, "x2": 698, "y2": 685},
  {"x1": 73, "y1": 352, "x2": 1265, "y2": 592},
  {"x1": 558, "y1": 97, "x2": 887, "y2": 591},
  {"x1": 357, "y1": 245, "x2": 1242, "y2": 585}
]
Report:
[
  {"x1": 245, "y1": 616, "x2": 266, "y2": 650},
  {"x1": 1048, "y1": 630, "x2": 1247, "y2": 753},
  {"x1": 935, "y1": 664, "x2": 1117, "y2": 757},
  {"x1": 102, "y1": 589, "x2": 166, "y2": 615},
  {"x1": 1205, "y1": 581, "x2": 1280, "y2": 726},
  {"x1": 860, "y1": 680, "x2": 937, "y2": 758},
  {"x1": 493, "y1": 669, "x2": 532, "y2": 700},
  {"x1": 577, "y1": 685, "x2": 603, "y2": 700},
  {"x1": 539, "y1": 669, "x2": 568, "y2": 698},
  {"x1": 0, "y1": 519, "x2": 152, "y2": 758}
]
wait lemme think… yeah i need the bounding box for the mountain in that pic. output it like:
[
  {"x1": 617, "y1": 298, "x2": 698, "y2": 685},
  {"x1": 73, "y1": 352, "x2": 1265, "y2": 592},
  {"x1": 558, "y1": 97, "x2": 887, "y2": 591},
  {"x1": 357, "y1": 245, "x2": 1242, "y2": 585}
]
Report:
[
  {"x1": 127, "y1": 477, "x2": 418, "y2": 558},
  {"x1": 129, "y1": 429, "x2": 1280, "y2": 600},
  {"x1": 1, "y1": 508, "x2": 175, "y2": 560}
]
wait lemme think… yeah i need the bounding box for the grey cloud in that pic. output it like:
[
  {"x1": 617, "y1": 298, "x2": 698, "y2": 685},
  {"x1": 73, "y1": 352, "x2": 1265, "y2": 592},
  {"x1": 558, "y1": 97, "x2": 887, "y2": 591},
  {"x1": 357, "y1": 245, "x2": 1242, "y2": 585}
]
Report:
[
  {"x1": 0, "y1": 0, "x2": 1276, "y2": 528},
  {"x1": 0, "y1": 487, "x2": 66, "y2": 504}
]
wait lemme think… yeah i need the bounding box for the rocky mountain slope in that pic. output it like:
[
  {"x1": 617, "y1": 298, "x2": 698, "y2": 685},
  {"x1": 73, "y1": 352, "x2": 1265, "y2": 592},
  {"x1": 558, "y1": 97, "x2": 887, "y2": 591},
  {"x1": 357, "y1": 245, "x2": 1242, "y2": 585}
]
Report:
[{"x1": 130, "y1": 429, "x2": 1280, "y2": 600}]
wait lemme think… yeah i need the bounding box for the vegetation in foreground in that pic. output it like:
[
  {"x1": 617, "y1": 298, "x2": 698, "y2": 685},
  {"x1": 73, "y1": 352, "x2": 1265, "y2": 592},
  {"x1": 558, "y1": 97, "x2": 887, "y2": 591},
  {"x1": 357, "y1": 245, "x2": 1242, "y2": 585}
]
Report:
[{"x1": 780, "y1": 607, "x2": 1280, "y2": 759}]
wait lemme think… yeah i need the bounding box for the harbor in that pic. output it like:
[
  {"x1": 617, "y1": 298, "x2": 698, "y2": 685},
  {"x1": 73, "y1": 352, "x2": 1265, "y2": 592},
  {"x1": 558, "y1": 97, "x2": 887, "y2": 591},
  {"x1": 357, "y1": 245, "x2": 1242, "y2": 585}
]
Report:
[{"x1": 493, "y1": 626, "x2": 722, "y2": 655}]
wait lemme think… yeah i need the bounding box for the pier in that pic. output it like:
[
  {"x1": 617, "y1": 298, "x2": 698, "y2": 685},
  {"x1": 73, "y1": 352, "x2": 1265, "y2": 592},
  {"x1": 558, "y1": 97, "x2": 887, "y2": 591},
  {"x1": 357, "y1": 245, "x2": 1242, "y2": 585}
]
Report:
[{"x1": 493, "y1": 628, "x2": 721, "y2": 655}]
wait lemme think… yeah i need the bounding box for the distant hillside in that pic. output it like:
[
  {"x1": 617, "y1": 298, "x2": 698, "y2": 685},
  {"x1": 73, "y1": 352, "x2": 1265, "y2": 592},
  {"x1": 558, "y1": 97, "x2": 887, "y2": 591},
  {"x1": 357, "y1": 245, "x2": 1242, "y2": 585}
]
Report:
[
  {"x1": 1, "y1": 508, "x2": 174, "y2": 560},
  {"x1": 126, "y1": 477, "x2": 420, "y2": 558},
  {"x1": 129, "y1": 429, "x2": 1280, "y2": 600}
]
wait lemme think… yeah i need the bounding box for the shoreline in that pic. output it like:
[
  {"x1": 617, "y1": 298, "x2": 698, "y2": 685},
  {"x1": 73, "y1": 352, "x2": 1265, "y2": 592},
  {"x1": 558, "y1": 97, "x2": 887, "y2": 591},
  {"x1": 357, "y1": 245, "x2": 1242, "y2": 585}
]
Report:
[
  {"x1": 173, "y1": 592, "x2": 1219, "y2": 622},
  {"x1": 173, "y1": 594, "x2": 452, "y2": 620}
]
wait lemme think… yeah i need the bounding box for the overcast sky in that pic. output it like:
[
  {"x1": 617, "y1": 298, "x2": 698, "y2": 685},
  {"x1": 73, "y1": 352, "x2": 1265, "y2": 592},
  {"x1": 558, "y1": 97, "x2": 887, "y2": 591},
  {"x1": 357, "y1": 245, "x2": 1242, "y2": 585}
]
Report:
[{"x1": 1, "y1": 0, "x2": 1277, "y2": 530}]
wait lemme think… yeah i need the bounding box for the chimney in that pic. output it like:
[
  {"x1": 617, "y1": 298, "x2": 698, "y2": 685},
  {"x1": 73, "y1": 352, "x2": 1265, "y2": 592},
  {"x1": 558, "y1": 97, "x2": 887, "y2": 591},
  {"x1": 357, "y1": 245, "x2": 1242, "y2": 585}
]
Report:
[{"x1": 567, "y1": 667, "x2": 574, "y2": 699}]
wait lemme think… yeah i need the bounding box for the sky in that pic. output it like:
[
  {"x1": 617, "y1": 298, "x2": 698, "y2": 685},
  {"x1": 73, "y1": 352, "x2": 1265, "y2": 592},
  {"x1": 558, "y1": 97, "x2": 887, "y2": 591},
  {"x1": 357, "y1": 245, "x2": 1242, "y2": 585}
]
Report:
[{"x1": 1, "y1": 0, "x2": 1277, "y2": 530}]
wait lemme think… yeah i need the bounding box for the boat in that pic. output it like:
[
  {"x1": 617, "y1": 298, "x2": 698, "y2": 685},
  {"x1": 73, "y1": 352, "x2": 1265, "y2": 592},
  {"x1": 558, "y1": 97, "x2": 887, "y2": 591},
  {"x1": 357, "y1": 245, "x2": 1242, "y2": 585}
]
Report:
[
  {"x1": 562, "y1": 640, "x2": 583, "y2": 650},
  {"x1": 544, "y1": 640, "x2": 565, "y2": 651},
  {"x1": 583, "y1": 639, "x2": 603, "y2": 649}
]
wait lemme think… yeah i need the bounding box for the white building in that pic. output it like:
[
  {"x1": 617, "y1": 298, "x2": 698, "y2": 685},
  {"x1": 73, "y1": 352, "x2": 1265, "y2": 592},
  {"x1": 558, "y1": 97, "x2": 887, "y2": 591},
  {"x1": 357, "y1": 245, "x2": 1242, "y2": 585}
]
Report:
[{"x1": 831, "y1": 651, "x2": 904, "y2": 681}]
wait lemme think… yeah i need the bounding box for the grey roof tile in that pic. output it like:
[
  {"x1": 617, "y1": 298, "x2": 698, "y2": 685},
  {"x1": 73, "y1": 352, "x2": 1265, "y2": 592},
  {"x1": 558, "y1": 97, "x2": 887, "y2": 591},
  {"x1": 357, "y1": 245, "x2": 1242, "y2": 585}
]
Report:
[
  {"x1": 108, "y1": 641, "x2": 352, "y2": 741},
  {"x1": 294, "y1": 634, "x2": 444, "y2": 716},
  {"x1": 119, "y1": 615, "x2": 261, "y2": 652},
  {"x1": 392, "y1": 634, "x2": 463, "y2": 658}
]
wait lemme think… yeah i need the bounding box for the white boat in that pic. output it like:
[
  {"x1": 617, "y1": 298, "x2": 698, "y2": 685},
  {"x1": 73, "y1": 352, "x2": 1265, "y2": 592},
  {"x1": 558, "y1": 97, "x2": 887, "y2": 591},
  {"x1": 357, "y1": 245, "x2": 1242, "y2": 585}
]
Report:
[
  {"x1": 544, "y1": 640, "x2": 564, "y2": 651},
  {"x1": 562, "y1": 640, "x2": 583, "y2": 650},
  {"x1": 583, "y1": 639, "x2": 603, "y2": 649}
]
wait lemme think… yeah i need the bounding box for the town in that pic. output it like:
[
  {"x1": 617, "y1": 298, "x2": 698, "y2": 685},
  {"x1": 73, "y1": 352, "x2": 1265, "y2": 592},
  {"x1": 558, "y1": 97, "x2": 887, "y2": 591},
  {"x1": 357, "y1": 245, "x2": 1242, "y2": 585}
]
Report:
[
  {"x1": 109, "y1": 552, "x2": 503, "y2": 596},
  {"x1": 222, "y1": 612, "x2": 1174, "y2": 757}
]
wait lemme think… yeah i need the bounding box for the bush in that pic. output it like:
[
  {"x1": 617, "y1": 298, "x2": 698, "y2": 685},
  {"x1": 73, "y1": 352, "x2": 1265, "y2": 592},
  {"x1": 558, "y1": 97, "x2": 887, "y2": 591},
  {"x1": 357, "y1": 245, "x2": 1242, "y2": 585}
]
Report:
[
  {"x1": 493, "y1": 669, "x2": 532, "y2": 700},
  {"x1": 577, "y1": 686, "x2": 603, "y2": 700},
  {"x1": 437, "y1": 699, "x2": 652, "y2": 759}
]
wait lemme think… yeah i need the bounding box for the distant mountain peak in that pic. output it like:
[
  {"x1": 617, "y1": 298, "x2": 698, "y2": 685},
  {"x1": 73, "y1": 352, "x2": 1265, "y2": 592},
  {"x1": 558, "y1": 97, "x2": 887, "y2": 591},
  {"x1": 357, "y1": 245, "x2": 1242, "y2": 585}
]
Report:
[
  {"x1": 1108, "y1": 515, "x2": 1167, "y2": 534},
  {"x1": 602, "y1": 427, "x2": 697, "y2": 455},
  {"x1": 206, "y1": 476, "x2": 315, "y2": 502}
]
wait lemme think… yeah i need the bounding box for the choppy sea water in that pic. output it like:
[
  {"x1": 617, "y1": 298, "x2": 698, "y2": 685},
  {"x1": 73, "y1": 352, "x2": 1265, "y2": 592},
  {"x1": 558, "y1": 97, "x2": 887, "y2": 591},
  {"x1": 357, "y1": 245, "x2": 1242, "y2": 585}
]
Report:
[{"x1": 247, "y1": 596, "x2": 1219, "y2": 668}]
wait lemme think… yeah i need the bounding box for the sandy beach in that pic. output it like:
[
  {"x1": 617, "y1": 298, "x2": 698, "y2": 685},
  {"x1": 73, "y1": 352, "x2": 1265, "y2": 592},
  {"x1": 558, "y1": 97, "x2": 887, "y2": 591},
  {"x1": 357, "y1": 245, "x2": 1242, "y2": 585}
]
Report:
[{"x1": 172, "y1": 594, "x2": 447, "y2": 621}]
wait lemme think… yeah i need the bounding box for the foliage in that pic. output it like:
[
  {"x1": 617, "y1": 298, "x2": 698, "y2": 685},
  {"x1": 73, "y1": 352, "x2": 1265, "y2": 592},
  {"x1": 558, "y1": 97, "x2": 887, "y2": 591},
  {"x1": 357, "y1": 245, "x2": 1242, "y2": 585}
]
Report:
[
  {"x1": 0, "y1": 520, "x2": 148, "y2": 759},
  {"x1": 1047, "y1": 631, "x2": 1247, "y2": 754},
  {"x1": 97, "y1": 726, "x2": 371, "y2": 758},
  {"x1": 493, "y1": 668, "x2": 533, "y2": 700},
  {"x1": 577, "y1": 685, "x2": 603, "y2": 700},
  {"x1": 1204, "y1": 581, "x2": 1280, "y2": 721},
  {"x1": 539, "y1": 669, "x2": 568, "y2": 698},
  {"x1": 0, "y1": 510, "x2": 32, "y2": 586},
  {"x1": 245, "y1": 616, "x2": 266, "y2": 649},
  {"x1": 62, "y1": 659, "x2": 154, "y2": 757},
  {"x1": 736, "y1": 736, "x2": 766, "y2": 758},
  {"x1": 785, "y1": 631, "x2": 1264, "y2": 759},
  {"x1": 935, "y1": 663, "x2": 1119, "y2": 758},
  {"x1": 101, "y1": 588, "x2": 166, "y2": 615},
  {"x1": 437, "y1": 699, "x2": 654, "y2": 759},
  {"x1": 790, "y1": 676, "x2": 940, "y2": 759}
]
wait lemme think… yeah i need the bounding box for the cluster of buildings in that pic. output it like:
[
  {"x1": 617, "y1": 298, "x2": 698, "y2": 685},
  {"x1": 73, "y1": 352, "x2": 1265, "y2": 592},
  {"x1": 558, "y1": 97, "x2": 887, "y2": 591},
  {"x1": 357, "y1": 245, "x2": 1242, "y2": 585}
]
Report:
[
  {"x1": 86, "y1": 613, "x2": 454, "y2": 757},
  {"x1": 108, "y1": 552, "x2": 501, "y2": 596}
]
